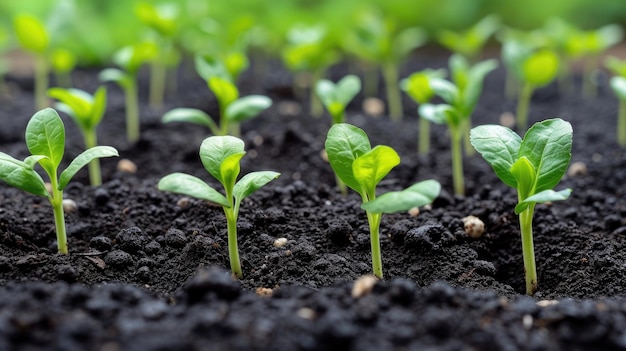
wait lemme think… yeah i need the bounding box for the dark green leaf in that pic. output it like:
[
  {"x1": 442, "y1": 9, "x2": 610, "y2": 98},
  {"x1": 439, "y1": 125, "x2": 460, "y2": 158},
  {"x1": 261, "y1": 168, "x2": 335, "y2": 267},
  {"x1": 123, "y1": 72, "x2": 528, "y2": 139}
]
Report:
[
  {"x1": 324, "y1": 123, "x2": 371, "y2": 193},
  {"x1": 470, "y1": 124, "x2": 522, "y2": 188},
  {"x1": 25, "y1": 108, "x2": 65, "y2": 176},
  {"x1": 0, "y1": 153, "x2": 49, "y2": 197}
]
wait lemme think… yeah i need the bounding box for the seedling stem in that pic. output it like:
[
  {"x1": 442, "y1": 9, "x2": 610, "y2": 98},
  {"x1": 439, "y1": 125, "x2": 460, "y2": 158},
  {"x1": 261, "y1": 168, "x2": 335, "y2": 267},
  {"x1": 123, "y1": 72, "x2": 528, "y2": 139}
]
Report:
[{"x1": 519, "y1": 204, "x2": 537, "y2": 295}]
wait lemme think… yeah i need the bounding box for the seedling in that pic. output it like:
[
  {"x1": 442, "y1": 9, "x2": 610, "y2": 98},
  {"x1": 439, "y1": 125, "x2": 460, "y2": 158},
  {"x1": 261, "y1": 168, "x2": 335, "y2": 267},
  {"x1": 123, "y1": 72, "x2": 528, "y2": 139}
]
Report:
[
  {"x1": 51, "y1": 48, "x2": 77, "y2": 88},
  {"x1": 400, "y1": 69, "x2": 446, "y2": 155},
  {"x1": 470, "y1": 118, "x2": 572, "y2": 295},
  {"x1": 325, "y1": 123, "x2": 440, "y2": 278},
  {"x1": 609, "y1": 76, "x2": 626, "y2": 147},
  {"x1": 315, "y1": 75, "x2": 361, "y2": 125},
  {"x1": 419, "y1": 55, "x2": 497, "y2": 195},
  {"x1": 0, "y1": 108, "x2": 118, "y2": 254},
  {"x1": 158, "y1": 136, "x2": 279, "y2": 278},
  {"x1": 99, "y1": 43, "x2": 157, "y2": 143},
  {"x1": 162, "y1": 55, "x2": 271, "y2": 137},
  {"x1": 13, "y1": 14, "x2": 50, "y2": 110},
  {"x1": 48, "y1": 86, "x2": 108, "y2": 186},
  {"x1": 438, "y1": 15, "x2": 500, "y2": 62}
]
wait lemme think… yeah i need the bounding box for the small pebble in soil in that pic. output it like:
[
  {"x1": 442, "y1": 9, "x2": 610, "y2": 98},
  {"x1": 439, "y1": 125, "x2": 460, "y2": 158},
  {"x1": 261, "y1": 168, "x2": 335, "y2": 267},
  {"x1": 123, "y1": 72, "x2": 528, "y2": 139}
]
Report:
[
  {"x1": 176, "y1": 197, "x2": 191, "y2": 209},
  {"x1": 325, "y1": 220, "x2": 352, "y2": 246},
  {"x1": 408, "y1": 207, "x2": 419, "y2": 217},
  {"x1": 117, "y1": 158, "x2": 137, "y2": 173},
  {"x1": 89, "y1": 236, "x2": 112, "y2": 251},
  {"x1": 352, "y1": 275, "x2": 377, "y2": 298},
  {"x1": 363, "y1": 97, "x2": 385, "y2": 117},
  {"x1": 499, "y1": 111, "x2": 516, "y2": 128},
  {"x1": 94, "y1": 188, "x2": 109, "y2": 205},
  {"x1": 57, "y1": 264, "x2": 78, "y2": 282},
  {"x1": 255, "y1": 287, "x2": 273, "y2": 297},
  {"x1": 462, "y1": 215, "x2": 485, "y2": 239},
  {"x1": 104, "y1": 250, "x2": 134, "y2": 269},
  {"x1": 297, "y1": 307, "x2": 316, "y2": 320},
  {"x1": 62, "y1": 199, "x2": 77, "y2": 213},
  {"x1": 165, "y1": 228, "x2": 187, "y2": 248},
  {"x1": 567, "y1": 161, "x2": 587, "y2": 177},
  {"x1": 116, "y1": 227, "x2": 147, "y2": 254},
  {"x1": 273, "y1": 237, "x2": 288, "y2": 248}
]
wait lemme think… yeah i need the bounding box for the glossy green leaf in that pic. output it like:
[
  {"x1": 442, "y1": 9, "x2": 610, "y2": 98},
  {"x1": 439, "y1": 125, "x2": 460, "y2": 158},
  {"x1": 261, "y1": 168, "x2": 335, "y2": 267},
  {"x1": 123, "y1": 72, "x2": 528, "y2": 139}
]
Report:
[
  {"x1": 510, "y1": 156, "x2": 536, "y2": 200},
  {"x1": 428, "y1": 78, "x2": 460, "y2": 104},
  {"x1": 470, "y1": 124, "x2": 522, "y2": 188},
  {"x1": 418, "y1": 103, "x2": 455, "y2": 125},
  {"x1": 610, "y1": 76, "x2": 626, "y2": 100},
  {"x1": 48, "y1": 88, "x2": 92, "y2": 124},
  {"x1": 225, "y1": 96, "x2": 272, "y2": 122},
  {"x1": 234, "y1": 171, "x2": 280, "y2": 201},
  {"x1": 209, "y1": 77, "x2": 239, "y2": 108},
  {"x1": 92, "y1": 87, "x2": 107, "y2": 127},
  {"x1": 361, "y1": 180, "x2": 440, "y2": 213},
  {"x1": 0, "y1": 153, "x2": 48, "y2": 198},
  {"x1": 58, "y1": 146, "x2": 118, "y2": 190},
  {"x1": 99, "y1": 68, "x2": 132, "y2": 88},
  {"x1": 325, "y1": 123, "x2": 371, "y2": 193},
  {"x1": 316, "y1": 75, "x2": 361, "y2": 118},
  {"x1": 522, "y1": 49, "x2": 559, "y2": 87},
  {"x1": 400, "y1": 69, "x2": 446, "y2": 104},
  {"x1": 14, "y1": 14, "x2": 49, "y2": 54},
  {"x1": 199, "y1": 136, "x2": 245, "y2": 184},
  {"x1": 220, "y1": 153, "x2": 245, "y2": 193},
  {"x1": 25, "y1": 108, "x2": 65, "y2": 176},
  {"x1": 519, "y1": 118, "x2": 572, "y2": 193},
  {"x1": 515, "y1": 188, "x2": 572, "y2": 214},
  {"x1": 162, "y1": 108, "x2": 218, "y2": 134},
  {"x1": 462, "y1": 58, "x2": 498, "y2": 113},
  {"x1": 352, "y1": 145, "x2": 400, "y2": 196},
  {"x1": 158, "y1": 173, "x2": 229, "y2": 207}
]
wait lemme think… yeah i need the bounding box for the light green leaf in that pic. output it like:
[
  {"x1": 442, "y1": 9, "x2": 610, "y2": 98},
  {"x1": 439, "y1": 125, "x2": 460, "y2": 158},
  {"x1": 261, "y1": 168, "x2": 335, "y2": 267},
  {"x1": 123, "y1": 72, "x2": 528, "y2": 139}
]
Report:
[
  {"x1": 195, "y1": 55, "x2": 230, "y2": 81},
  {"x1": 519, "y1": 118, "x2": 572, "y2": 193},
  {"x1": 361, "y1": 179, "x2": 440, "y2": 213},
  {"x1": 418, "y1": 103, "x2": 454, "y2": 125},
  {"x1": 610, "y1": 76, "x2": 626, "y2": 100},
  {"x1": 234, "y1": 171, "x2": 280, "y2": 201},
  {"x1": 199, "y1": 136, "x2": 245, "y2": 184},
  {"x1": 324, "y1": 123, "x2": 371, "y2": 193},
  {"x1": 462, "y1": 58, "x2": 498, "y2": 113},
  {"x1": 158, "y1": 173, "x2": 229, "y2": 207},
  {"x1": 515, "y1": 188, "x2": 572, "y2": 214},
  {"x1": 209, "y1": 77, "x2": 239, "y2": 108},
  {"x1": 522, "y1": 49, "x2": 559, "y2": 87},
  {"x1": 470, "y1": 124, "x2": 522, "y2": 188},
  {"x1": 352, "y1": 145, "x2": 400, "y2": 196},
  {"x1": 400, "y1": 69, "x2": 446, "y2": 104},
  {"x1": 48, "y1": 88, "x2": 93, "y2": 129},
  {"x1": 0, "y1": 154, "x2": 49, "y2": 197},
  {"x1": 220, "y1": 152, "x2": 245, "y2": 193},
  {"x1": 162, "y1": 108, "x2": 219, "y2": 134},
  {"x1": 392, "y1": 27, "x2": 427, "y2": 60},
  {"x1": 225, "y1": 95, "x2": 272, "y2": 122},
  {"x1": 428, "y1": 78, "x2": 459, "y2": 104},
  {"x1": 14, "y1": 14, "x2": 49, "y2": 54},
  {"x1": 59, "y1": 146, "x2": 118, "y2": 189},
  {"x1": 510, "y1": 156, "x2": 536, "y2": 200},
  {"x1": 92, "y1": 86, "x2": 108, "y2": 128},
  {"x1": 25, "y1": 108, "x2": 65, "y2": 176},
  {"x1": 99, "y1": 68, "x2": 132, "y2": 88}
]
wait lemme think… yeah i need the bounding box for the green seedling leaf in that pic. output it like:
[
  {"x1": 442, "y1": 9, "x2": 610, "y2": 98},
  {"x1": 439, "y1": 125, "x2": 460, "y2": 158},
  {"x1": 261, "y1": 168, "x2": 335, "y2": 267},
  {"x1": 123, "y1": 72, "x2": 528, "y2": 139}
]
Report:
[
  {"x1": 324, "y1": 123, "x2": 371, "y2": 192},
  {"x1": 58, "y1": 146, "x2": 118, "y2": 190},
  {"x1": 113, "y1": 43, "x2": 157, "y2": 75},
  {"x1": 200, "y1": 136, "x2": 245, "y2": 184},
  {"x1": 392, "y1": 27, "x2": 427, "y2": 59},
  {"x1": 361, "y1": 180, "x2": 441, "y2": 213},
  {"x1": 400, "y1": 69, "x2": 446, "y2": 104},
  {"x1": 224, "y1": 51, "x2": 249, "y2": 80},
  {"x1": 428, "y1": 78, "x2": 460, "y2": 104},
  {"x1": 220, "y1": 153, "x2": 245, "y2": 193},
  {"x1": 316, "y1": 75, "x2": 361, "y2": 120},
  {"x1": 0, "y1": 153, "x2": 48, "y2": 198},
  {"x1": 51, "y1": 48, "x2": 76, "y2": 73},
  {"x1": 209, "y1": 77, "x2": 239, "y2": 108},
  {"x1": 510, "y1": 156, "x2": 536, "y2": 200},
  {"x1": 438, "y1": 15, "x2": 500, "y2": 58},
  {"x1": 14, "y1": 14, "x2": 48, "y2": 54},
  {"x1": 234, "y1": 171, "x2": 281, "y2": 201},
  {"x1": 99, "y1": 68, "x2": 132, "y2": 88},
  {"x1": 610, "y1": 76, "x2": 626, "y2": 100},
  {"x1": 515, "y1": 188, "x2": 572, "y2": 214},
  {"x1": 162, "y1": 108, "x2": 219, "y2": 133},
  {"x1": 25, "y1": 108, "x2": 65, "y2": 176},
  {"x1": 605, "y1": 56, "x2": 626, "y2": 77},
  {"x1": 225, "y1": 96, "x2": 272, "y2": 122},
  {"x1": 522, "y1": 49, "x2": 559, "y2": 87},
  {"x1": 135, "y1": 2, "x2": 178, "y2": 37},
  {"x1": 470, "y1": 124, "x2": 522, "y2": 188},
  {"x1": 195, "y1": 55, "x2": 230, "y2": 81},
  {"x1": 519, "y1": 118, "x2": 572, "y2": 193},
  {"x1": 158, "y1": 173, "x2": 229, "y2": 207},
  {"x1": 352, "y1": 146, "x2": 400, "y2": 196},
  {"x1": 48, "y1": 88, "x2": 91, "y2": 121},
  {"x1": 418, "y1": 103, "x2": 456, "y2": 125}
]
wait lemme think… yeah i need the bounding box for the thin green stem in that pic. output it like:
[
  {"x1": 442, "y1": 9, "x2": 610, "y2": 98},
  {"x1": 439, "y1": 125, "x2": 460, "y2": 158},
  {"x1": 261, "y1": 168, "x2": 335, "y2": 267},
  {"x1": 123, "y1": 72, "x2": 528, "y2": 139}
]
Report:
[
  {"x1": 516, "y1": 83, "x2": 534, "y2": 132},
  {"x1": 125, "y1": 79, "x2": 140, "y2": 143},
  {"x1": 619, "y1": 99, "x2": 626, "y2": 147},
  {"x1": 519, "y1": 205, "x2": 537, "y2": 295},
  {"x1": 418, "y1": 117, "x2": 430, "y2": 155},
  {"x1": 450, "y1": 126, "x2": 464, "y2": 196},
  {"x1": 34, "y1": 54, "x2": 49, "y2": 110},
  {"x1": 310, "y1": 68, "x2": 324, "y2": 118},
  {"x1": 84, "y1": 129, "x2": 102, "y2": 186},
  {"x1": 49, "y1": 173, "x2": 67, "y2": 254},
  {"x1": 366, "y1": 210, "x2": 383, "y2": 279},
  {"x1": 149, "y1": 58, "x2": 167, "y2": 110},
  {"x1": 224, "y1": 206, "x2": 242, "y2": 279},
  {"x1": 382, "y1": 62, "x2": 403, "y2": 121}
]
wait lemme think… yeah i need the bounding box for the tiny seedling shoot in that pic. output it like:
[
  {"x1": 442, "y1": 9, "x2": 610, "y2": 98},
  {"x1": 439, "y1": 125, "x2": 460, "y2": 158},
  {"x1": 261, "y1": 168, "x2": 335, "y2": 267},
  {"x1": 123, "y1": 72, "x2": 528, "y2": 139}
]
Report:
[
  {"x1": 605, "y1": 56, "x2": 626, "y2": 147},
  {"x1": 325, "y1": 123, "x2": 440, "y2": 278},
  {"x1": 51, "y1": 48, "x2": 77, "y2": 88},
  {"x1": 0, "y1": 108, "x2": 118, "y2": 254},
  {"x1": 158, "y1": 136, "x2": 280, "y2": 278},
  {"x1": 13, "y1": 14, "x2": 50, "y2": 110},
  {"x1": 470, "y1": 118, "x2": 573, "y2": 295},
  {"x1": 48, "y1": 86, "x2": 108, "y2": 186},
  {"x1": 315, "y1": 74, "x2": 361, "y2": 125},
  {"x1": 419, "y1": 54, "x2": 497, "y2": 195},
  {"x1": 162, "y1": 55, "x2": 271, "y2": 137}
]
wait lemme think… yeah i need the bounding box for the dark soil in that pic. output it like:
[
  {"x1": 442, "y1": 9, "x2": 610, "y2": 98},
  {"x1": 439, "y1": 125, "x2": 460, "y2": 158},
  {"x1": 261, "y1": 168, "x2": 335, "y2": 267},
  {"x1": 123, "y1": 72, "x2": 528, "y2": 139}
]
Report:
[{"x1": 0, "y1": 50, "x2": 625, "y2": 350}]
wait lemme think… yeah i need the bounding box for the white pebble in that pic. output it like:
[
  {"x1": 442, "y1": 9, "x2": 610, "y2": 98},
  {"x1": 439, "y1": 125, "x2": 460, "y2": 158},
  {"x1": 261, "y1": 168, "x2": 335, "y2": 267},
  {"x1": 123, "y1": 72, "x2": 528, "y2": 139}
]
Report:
[
  {"x1": 351, "y1": 275, "x2": 378, "y2": 298},
  {"x1": 462, "y1": 215, "x2": 485, "y2": 239},
  {"x1": 62, "y1": 199, "x2": 77, "y2": 213},
  {"x1": 273, "y1": 237, "x2": 288, "y2": 248}
]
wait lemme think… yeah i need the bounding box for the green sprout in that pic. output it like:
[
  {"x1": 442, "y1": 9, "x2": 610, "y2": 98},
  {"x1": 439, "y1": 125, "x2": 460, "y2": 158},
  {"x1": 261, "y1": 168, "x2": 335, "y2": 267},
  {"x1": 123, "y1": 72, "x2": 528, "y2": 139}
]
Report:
[
  {"x1": 315, "y1": 75, "x2": 361, "y2": 125},
  {"x1": 158, "y1": 136, "x2": 280, "y2": 278},
  {"x1": 470, "y1": 118, "x2": 572, "y2": 295},
  {"x1": 51, "y1": 48, "x2": 77, "y2": 88},
  {"x1": 400, "y1": 69, "x2": 446, "y2": 155},
  {"x1": 48, "y1": 86, "x2": 108, "y2": 186},
  {"x1": 325, "y1": 123, "x2": 440, "y2": 278},
  {"x1": 606, "y1": 56, "x2": 626, "y2": 146},
  {"x1": 0, "y1": 108, "x2": 118, "y2": 254},
  {"x1": 162, "y1": 55, "x2": 271, "y2": 137},
  {"x1": 419, "y1": 55, "x2": 497, "y2": 195},
  {"x1": 99, "y1": 42, "x2": 157, "y2": 143},
  {"x1": 13, "y1": 14, "x2": 50, "y2": 110},
  {"x1": 437, "y1": 15, "x2": 500, "y2": 62}
]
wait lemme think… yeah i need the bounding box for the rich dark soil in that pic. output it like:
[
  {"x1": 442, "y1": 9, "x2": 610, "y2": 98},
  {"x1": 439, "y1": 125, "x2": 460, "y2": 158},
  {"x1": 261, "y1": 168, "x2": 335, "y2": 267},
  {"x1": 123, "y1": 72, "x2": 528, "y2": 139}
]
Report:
[{"x1": 0, "y1": 50, "x2": 625, "y2": 350}]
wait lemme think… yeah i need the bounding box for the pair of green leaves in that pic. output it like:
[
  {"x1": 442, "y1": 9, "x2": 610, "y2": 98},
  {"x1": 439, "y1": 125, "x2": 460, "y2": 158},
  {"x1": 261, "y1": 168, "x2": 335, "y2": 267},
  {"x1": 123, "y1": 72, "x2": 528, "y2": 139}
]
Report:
[
  {"x1": 0, "y1": 109, "x2": 118, "y2": 198},
  {"x1": 135, "y1": 2, "x2": 179, "y2": 38},
  {"x1": 470, "y1": 118, "x2": 572, "y2": 214},
  {"x1": 438, "y1": 15, "x2": 500, "y2": 60},
  {"x1": 158, "y1": 136, "x2": 279, "y2": 210},
  {"x1": 325, "y1": 123, "x2": 440, "y2": 213},
  {"x1": 400, "y1": 69, "x2": 446, "y2": 105},
  {"x1": 501, "y1": 36, "x2": 559, "y2": 89},
  {"x1": 100, "y1": 43, "x2": 158, "y2": 84},
  {"x1": 48, "y1": 87, "x2": 107, "y2": 133},
  {"x1": 315, "y1": 75, "x2": 361, "y2": 124}
]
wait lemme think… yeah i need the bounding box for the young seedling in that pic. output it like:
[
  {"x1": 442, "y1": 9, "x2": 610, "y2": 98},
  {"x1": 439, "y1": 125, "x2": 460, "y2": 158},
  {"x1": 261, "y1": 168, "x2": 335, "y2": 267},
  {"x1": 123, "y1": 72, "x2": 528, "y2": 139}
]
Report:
[
  {"x1": 51, "y1": 48, "x2": 77, "y2": 88},
  {"x1": 419, "y1": 55, "x2": 497, "y2": 195},
  {"x1": 99, "y1": 42, "x2": 157, "y2": 143},
  {"x1": 470, "y1": 118, "x2": 572, "y2": 295},
  {"x1": 315, "y1": 75, "x2": 361, "y2": 125},
  {"x1": 325, "y1": 123, "x2": 440, "y2": 278},
  {"x1": 158, "y1": 136, "x2": 280, "y2": 278},
  {"x1": 400, "y1": 69, "x2": 446, "y2": 155},
  {"x1": 48, "y1": 86, "x2": 108, "y2": 186},
  {"x1": 0, "y1": 108, "x2": 118, "y2": 254},
  {"x1": 13, "y1": 14, "x2": 50, "y2": 110},
  {"x1": 162, "y1": 55, "x2": 271, "y2": 137},
  {"x1": 438, "y1": 15, "x2": 500, "y2": 62}
]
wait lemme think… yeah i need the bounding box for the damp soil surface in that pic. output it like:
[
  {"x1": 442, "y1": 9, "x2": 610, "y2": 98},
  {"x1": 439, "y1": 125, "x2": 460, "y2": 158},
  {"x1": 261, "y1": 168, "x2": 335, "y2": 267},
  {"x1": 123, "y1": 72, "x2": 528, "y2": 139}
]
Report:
[{"x1": 0, "y1": 51, "x2": 625, "y2": 350}]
